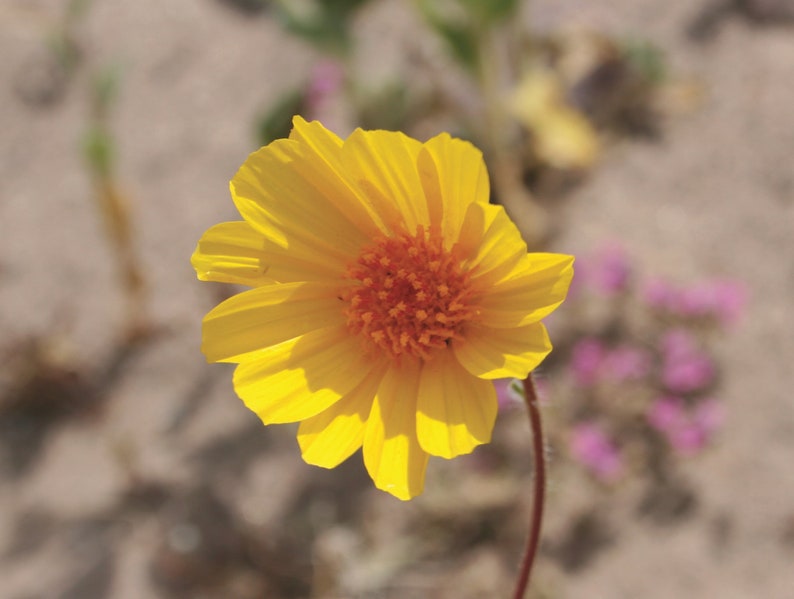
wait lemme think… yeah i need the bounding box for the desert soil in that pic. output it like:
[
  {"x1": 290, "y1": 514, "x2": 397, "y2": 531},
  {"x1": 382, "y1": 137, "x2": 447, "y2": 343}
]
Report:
[{"x1": 1, "y1": 0, "x2": 793, "y2": 598}]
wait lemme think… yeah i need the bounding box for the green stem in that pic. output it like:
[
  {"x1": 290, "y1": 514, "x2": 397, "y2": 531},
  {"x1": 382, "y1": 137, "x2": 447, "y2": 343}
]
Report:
[{"x1": 474, "y1": 22, "x2": 547, "y2": 247}]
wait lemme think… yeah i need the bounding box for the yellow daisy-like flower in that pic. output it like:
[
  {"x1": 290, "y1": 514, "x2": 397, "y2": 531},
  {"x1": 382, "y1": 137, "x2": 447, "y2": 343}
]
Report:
[{"x1": 192, "y1": 117, "x2": 573, "y2": 500}]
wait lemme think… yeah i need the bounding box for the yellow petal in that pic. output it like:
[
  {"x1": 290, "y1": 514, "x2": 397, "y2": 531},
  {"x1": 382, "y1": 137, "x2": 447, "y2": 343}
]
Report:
[
  {"x1": 417, "y1": 133, "x2": 490, "y2": 247},
  {"x1": 454, "y1": 322, "x2": 551, "y2": 379},
  {"x1": 191, "y1": 221, "x2": 274, "y2": 287},
  {"x1": 233, "y1": 325, "x2": 377, "y2": 424},
  {"x1": 290, "y1": 115, "x2": 344, "y2": 147},
  {"x1": 416, "y1": 350, "x2": 497, "y2": 459},
  {"x1": 458, "y1": 202, "x2": 527, "y2": 287},
  {"x1": 201, "y1": 282, "x2": 342, "y2": 363},
  {"x1": 191, "y1": 219, "x2": 346, "y2": 285},
  {"x1": 297, "y1": 364, "x2": 387, "y2": 468},
  {"x1": 341, "y1": 128, "x2": 427, "y2": 234},
  {"x1": 230, "y1": 138, "x2": 367, "y2": 270},
  {"x1": 288, "y1": 117, "x2": 390, "y2": 238},
  {"x1": 479, "y1": 253, "x2": 574, "y2": 328},
  {"x1": 363, "y1": 359, "x2": 429, "y2": 500}
]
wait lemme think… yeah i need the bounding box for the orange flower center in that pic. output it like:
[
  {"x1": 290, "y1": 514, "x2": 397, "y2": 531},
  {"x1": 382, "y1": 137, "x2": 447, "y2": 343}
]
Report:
[{"x1": 343, "y1": 227, "x2": 479, "y2": 361}]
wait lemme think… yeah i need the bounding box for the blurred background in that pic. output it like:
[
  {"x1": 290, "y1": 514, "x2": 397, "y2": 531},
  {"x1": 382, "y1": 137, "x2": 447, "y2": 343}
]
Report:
[{"x1": 1, "y1": 0, "x2": 793, "y2": 597}]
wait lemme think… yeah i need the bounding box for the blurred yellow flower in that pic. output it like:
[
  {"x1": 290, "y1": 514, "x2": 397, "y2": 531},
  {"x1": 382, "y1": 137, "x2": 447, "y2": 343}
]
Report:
[
  {"x1": 510, "y1": 68, "x2": 600, "y2": 170},
  {"x1": 192, "y1": 117, "x2": 573, "y2": 500}
]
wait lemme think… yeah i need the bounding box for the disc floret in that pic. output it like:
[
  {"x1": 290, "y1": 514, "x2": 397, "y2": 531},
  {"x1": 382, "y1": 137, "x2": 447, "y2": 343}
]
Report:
[{"x1": 343, "y1": 227, "x2": 479, "y2": 361}]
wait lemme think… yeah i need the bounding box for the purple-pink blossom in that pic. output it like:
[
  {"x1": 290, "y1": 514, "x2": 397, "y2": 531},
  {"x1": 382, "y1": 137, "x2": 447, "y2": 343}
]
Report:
[
  {"x1": 305, "y1": 59, "x2": 345, "y2": 124},
  {"x1": 574, "y1": 242, "x2": 633, "y2": 297},
  {"x1": 590, "y1": 242, "x2": 632, "y2": 295},
  {"x1": 569, "y1": 422, "x2": 623, "y2": 482},
  {"x1": 642, "y1": 277, "x2": 678, "y2": 310},
  {"x1": 641, "y1": 277, "x2": 746, "y2": 328},
  {"x1": 570, "y1": 338, "x2": 651, "y2": 386},
  {"x1": 570, "y1": 338, "x2": 606, "y2": 386},
  {"x1": 679, "y1": 279, "x2": 747, "y2": 328},
  {"x1": 660, "y1": 329, "x2": 716, "y2": 393},
  {"x1": 603, "y1": 345, "x2": 652, "y2": 383},
  {"x1": 647, "y1": 396, "x2": 724, "y2": 455}
]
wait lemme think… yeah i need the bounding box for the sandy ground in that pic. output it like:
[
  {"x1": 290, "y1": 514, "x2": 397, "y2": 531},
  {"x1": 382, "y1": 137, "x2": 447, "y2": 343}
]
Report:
[{"x1": 1, "y1": 0, "x2": 793, "y2": 597}]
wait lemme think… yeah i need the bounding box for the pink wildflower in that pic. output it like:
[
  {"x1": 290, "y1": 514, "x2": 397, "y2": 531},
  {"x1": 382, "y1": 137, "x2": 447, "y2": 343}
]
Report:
[
  {"x1": 647, "y1": 396, "x2": 724, "y2": 455},
  {"x1": 647, "y1": 395, "x2": 686, "y2": 431},
  {"x1": 570, "y1": 422, "x2": 623, "y2": 482},
  {"x1": 697, "y1": 279, "x2": 747, "y2": 328},
  {"x1": 643, "y1": 277, "x2": 746, "y2": 328},
  {"x1": 603, "y1": 345, "x2": 652, "y2": 383},
  {"x1": 675, "y1": 280, "x2": 745, "y2": 323},
  {"x1": 305, "y1": 59, "x2": 345, "y2": 124},
  {"x1": 660, "y1": 330, "x2": 716, "y2": 393},
  {"x1": 591, "y1": 242, "x2": 632, "y2": 295},
  {"x1": 641, "y1": 277, "x2": 679, "y2": 311},
  {"x1": 570, "y1": 338, "x2": 606, "y2": 386},
  {"x1": 570, "y1": 339, "x2": 651, "y2": 386}
]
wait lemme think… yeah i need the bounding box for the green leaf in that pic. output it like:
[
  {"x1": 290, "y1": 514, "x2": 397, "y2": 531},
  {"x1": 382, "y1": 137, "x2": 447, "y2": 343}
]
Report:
[
  {"x1": 320, "y1": 0, "x2": 372, "y2": 15},
  {"x1": 83, "y1": 126, "x2": 115, "y2": 179},
  {"x1": 622, "y1": 39, "x2": 667, "y2": 85},
  {"x1": 276, "y1": 14, "x2": 348, "y2": 52},
  {"x1": 435, "y1": 21, "x2": 479, "y2": 71},
  {"x1": 271, "y1": 0, "x2": 373, "y2": 54},
  {"x1": 91, "y1": 66, "x2": 122, "y2": 116},
  {"x1": 418, "y1": 0, "x2": 479, "y2": 72},
  {"x1": 459, "y1": 0, "x2": 520, "y2": 24},
  {"x1": 66, "y1": 0, "x2": 94, "y2": 22},
  {"x1": 358, "y1": 82, "x2": 411, "y2": 131}
]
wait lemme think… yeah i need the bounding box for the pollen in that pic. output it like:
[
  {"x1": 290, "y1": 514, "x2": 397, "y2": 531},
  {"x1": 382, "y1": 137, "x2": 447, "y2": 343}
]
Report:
[{"x1": 342, "y1": 227, "x2": 480, "y2": 361}]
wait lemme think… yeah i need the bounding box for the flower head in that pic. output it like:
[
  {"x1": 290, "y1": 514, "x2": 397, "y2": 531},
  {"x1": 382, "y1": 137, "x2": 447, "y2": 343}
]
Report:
[
  {"x1": 192, "y1": 117, "x2": 573, "y2": 500},
  {"x1": 509, "y1": 68, "x2": 599, "y2": 170}
]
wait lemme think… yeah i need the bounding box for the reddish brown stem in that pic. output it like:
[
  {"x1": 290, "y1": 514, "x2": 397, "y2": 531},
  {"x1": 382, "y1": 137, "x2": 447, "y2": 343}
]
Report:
[{"x1": 512, "y1": 374, "x2": 546, "y2": 599}]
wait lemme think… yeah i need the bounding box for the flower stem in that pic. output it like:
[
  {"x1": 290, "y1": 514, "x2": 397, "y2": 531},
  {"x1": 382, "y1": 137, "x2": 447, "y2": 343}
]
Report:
[
  {"x1": 473, "y1": 21, "x2": 548, "y2": 248},
  {"x1": 513, "y1": 374, "x2": 546, "y2": 599}
]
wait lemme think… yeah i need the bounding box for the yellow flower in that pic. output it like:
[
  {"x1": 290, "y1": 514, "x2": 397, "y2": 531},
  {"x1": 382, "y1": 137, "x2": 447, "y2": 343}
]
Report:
[
  {"x1": 509, "y1": 68, "x2": 599, "y2": 170},
  {"x1": 192, "y1": 117, "x2": 573, "y2": 500}
]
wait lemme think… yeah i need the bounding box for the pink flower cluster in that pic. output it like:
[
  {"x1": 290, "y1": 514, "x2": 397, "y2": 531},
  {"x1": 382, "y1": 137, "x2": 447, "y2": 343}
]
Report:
[
  {"x1": 570, "y1": 338, "x2": 651, "y2": 387},
  {"x1": 660, "y1": 329, "x2": 715, "y2": 393},
  {"x1": 569, "y1": 422, "x2": 623, "y2": 482},
  {"x1": 571, "y1": 242, "x2": 632, "y2": 298},
  {"x1": 643, "y1": 277, "x2": 746, "y2": 328},
  {"x1": 647, "y1": 396, "x2": 724, "y2": 455},
  {"x1": 560, "y1": 241, "x2": 741, "y2": 480}
]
